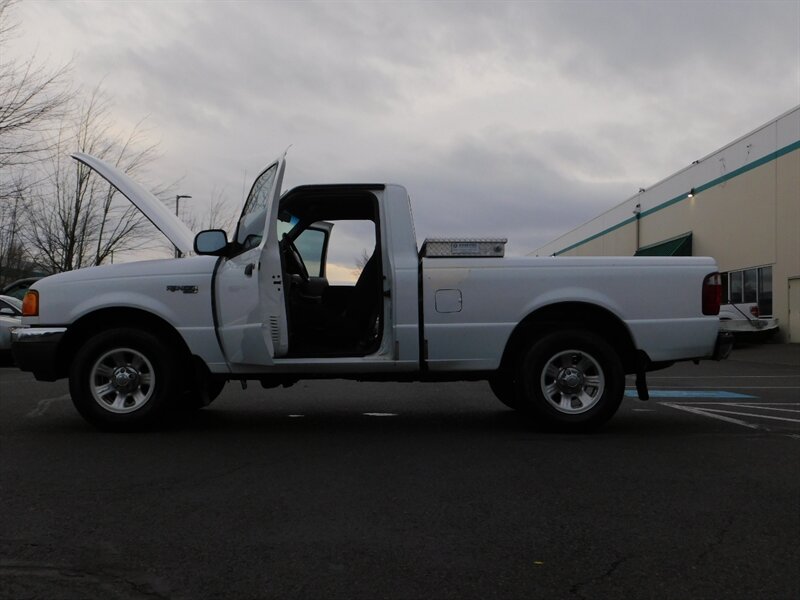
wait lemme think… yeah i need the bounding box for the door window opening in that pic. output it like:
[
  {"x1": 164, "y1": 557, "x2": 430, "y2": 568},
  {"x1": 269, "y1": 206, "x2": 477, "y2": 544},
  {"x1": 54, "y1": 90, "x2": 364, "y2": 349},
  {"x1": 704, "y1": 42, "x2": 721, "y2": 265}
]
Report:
[{"x1": 277, "y1": 189, "x2": 383, "y2": 358}]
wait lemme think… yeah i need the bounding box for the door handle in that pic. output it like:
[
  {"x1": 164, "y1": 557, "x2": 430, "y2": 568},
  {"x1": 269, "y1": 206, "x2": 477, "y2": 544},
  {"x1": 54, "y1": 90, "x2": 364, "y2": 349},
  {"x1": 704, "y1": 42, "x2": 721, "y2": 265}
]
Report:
[{"x1": 244, "y1": 263, "x2": 255, "y2": 277}]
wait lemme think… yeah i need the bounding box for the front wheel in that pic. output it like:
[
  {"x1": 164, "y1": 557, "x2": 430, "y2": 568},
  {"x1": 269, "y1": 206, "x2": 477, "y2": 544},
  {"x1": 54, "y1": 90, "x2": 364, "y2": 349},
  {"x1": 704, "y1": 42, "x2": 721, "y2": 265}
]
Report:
[
  {"x1": 69, "y1": 328, "x2": 183, "y2": 430},
  {"x1": 517, "y1": 330, "x2": 624, "y2": 431}
]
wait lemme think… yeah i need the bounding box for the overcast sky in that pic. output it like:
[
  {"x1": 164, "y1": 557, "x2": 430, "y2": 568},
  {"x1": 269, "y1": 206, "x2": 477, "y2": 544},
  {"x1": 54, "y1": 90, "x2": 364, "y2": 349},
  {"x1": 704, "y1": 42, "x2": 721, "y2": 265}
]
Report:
[{"x1": 7, "y1": 0, "x2": 800, "y2": 264}]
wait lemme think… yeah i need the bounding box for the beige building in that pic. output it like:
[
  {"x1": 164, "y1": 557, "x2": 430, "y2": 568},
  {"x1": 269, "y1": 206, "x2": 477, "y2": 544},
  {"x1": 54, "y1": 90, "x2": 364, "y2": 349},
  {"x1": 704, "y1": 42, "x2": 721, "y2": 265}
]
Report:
[{"x1": 533, "y1": 106, "x2": 800, "y2": 343}]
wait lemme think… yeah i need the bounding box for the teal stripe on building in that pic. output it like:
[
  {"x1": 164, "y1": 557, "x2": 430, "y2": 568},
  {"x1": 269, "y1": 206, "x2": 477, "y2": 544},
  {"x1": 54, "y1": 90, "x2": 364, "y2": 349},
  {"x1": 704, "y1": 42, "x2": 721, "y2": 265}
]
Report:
[{"x1": 553, "y1": 139, "x2": 800, "y2": 256}]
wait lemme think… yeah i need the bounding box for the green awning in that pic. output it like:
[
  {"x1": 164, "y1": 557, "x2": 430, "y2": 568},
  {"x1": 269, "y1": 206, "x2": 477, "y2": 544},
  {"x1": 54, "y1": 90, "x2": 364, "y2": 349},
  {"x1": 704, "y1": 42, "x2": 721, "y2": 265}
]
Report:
[{"x1": 635, "y1": 233, "x2": 692, "y2": 257}]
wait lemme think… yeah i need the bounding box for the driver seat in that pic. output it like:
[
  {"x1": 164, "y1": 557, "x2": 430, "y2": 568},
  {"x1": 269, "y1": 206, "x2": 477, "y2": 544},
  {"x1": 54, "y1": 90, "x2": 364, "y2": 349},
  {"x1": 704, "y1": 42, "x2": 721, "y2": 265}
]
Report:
[{"x1": 342, "y1": 251, "x2": 382, "y2": 340}]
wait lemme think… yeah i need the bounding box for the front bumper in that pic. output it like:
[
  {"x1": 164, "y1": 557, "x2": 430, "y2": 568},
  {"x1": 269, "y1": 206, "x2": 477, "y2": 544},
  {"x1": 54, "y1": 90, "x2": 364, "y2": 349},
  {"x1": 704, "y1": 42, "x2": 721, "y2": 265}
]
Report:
[
  {"x1": 11, "y1": 327, "x2": 67, "y2": 381},
  {"x1": 712, "y1": 331, "x2": 734, "y2": 361}
]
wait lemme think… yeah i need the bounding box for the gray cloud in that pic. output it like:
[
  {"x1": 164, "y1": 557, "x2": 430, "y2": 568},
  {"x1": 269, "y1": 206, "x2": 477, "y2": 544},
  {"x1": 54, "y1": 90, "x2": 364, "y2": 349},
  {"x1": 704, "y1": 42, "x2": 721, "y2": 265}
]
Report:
[{"x1": 7, "y1": 1, "x2": 799, "y2": 260}]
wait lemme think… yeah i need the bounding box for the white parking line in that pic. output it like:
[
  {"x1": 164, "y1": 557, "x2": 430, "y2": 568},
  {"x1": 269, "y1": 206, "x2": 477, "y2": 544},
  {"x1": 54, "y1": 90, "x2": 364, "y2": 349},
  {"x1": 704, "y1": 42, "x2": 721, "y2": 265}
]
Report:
[
  {"x1": 661, "y1": 401, "x2": 800, "y2": 432},
  {"x1": 693, "y1": 408, "x2": 800, "y2": 424},
  {"x1": 647, "y1": 376, "x2": 800, "y2": 379},
  {"x1": 729, "y1": 404, "x2": 800, "y2": 414},
  {"x1": 363, "y1": 413, "x2": 397, "y2": 417},
  {"x1": 650, "y1": 386, "x2": 800, "y2": 389},
  {"x1": 661, "y1": 402, "x2": 762, "y2": 429},
  {"x1": 26, "y1": 394, "x2": 70, "y2": 417},
  {"x1": 672, "y1": 402, "x2": 800, "y2": 406}
]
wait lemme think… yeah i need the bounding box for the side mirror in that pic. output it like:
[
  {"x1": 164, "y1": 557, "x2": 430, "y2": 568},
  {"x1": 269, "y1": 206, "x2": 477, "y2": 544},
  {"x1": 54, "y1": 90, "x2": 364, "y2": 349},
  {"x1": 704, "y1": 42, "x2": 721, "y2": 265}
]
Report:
[
  {"x1": 194, "y1": 229, "x2": 228, "y2": 256},
  {"x1": 0, "y1": 307, "x2": 15, "y2": 316}
]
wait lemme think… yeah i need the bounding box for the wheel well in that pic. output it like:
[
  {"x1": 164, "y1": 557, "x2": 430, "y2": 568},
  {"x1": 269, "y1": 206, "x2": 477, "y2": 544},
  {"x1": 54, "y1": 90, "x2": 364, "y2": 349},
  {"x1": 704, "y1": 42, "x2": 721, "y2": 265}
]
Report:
[
  {"x1": 56, "y1": 308, "x2": 194, "y2": 380},
  {"x1": 499, "y1": 302, "x2": 640, "y2": 374}
]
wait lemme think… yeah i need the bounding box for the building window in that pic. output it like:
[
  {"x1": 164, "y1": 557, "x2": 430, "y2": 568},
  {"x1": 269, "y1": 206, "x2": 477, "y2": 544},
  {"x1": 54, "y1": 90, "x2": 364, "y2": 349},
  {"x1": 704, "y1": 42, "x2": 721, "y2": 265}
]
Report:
[
  {"x1": 721, "y1": 265, "x2": 773, "y2": 316},
  {"x1": 743, "y1": 269, "x2": 758, "y2": 303},
  {"x1": 721, "y1": 272, "x2": 729, "y2": 305},
  {"x1": 729, "y1": 271, "x2": 743, "y2": 303},
  {"x1": 758, "y1": 267, "x2": 772, "y2": 317}
]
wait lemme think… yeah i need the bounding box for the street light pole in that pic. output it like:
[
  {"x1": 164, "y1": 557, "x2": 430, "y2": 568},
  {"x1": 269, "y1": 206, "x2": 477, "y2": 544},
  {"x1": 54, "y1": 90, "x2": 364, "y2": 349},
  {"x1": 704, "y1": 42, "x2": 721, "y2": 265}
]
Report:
[{"x1": 174, "y1": 194, "x2": 192, "y2": 258}]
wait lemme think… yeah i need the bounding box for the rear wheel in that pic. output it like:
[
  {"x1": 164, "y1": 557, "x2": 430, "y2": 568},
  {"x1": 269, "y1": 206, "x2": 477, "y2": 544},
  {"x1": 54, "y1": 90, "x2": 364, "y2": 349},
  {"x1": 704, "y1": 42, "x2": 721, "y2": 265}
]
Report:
[
  {"x1": 69, "y1": 328, "x2": 183, "y2": 430},
  {"x1": 517, "y1": 329, "x2": 624, "y2": 431}
]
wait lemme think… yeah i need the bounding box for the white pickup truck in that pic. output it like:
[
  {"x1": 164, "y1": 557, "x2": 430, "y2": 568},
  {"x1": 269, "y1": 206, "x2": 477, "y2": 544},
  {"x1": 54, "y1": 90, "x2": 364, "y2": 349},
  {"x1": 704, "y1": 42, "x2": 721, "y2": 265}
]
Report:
[{"x1": 12, "y1": 153, "x2": 732, "y2": 431}]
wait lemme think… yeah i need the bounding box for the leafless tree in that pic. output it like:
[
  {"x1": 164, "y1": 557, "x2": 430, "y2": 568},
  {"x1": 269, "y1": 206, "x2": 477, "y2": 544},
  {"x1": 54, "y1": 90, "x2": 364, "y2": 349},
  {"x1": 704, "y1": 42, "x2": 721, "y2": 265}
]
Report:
[
  {"x1": 179, "y1": 186, "x2": 237, "y2": 234},
  {"x1": 0, "y1": 174, "x2": 27, "y2": 285},
  {"x1": 26, "y1": 88, "x2": 164, "y2": 273},
  {"x1": 0, "y1": 1, "x2": 71, "y2": 169},
  {"x1": 0, "y1": 0, "x2": 72, "y2": 282},
  {"x1": 150, "y1": 186, "x2": 237, "y2": 258},
  {"x1": 353, "y1": 247, "x2": 370, "y2": 275}
]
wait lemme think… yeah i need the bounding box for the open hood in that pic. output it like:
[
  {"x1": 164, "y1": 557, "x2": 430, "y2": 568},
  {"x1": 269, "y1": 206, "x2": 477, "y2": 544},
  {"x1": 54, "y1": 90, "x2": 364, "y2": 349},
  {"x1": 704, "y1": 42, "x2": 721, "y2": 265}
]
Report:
[{"x1": 71, "y1": 152, "x2": 195, "y2": 256}]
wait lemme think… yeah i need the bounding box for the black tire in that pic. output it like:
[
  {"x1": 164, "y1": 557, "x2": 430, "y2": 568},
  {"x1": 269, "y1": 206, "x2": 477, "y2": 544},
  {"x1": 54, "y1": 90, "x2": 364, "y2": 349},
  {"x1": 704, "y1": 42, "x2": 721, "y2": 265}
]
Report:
[
  {"x1": 488, "y1": 374, "x2": 520, "y2": 410},
  {"x1": 517, "y1": 329, "x2": 624, "y2": 431},
  {"x1": 69, "y1": 328, "x2": 183, "y2": 431}
]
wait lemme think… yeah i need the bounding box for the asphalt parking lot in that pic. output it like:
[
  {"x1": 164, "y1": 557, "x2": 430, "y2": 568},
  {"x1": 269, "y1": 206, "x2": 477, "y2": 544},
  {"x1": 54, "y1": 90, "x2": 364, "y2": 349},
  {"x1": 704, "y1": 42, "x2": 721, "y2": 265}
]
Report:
[{"x1": 1, "y1": 344, "x2": 798, "y2": 599}]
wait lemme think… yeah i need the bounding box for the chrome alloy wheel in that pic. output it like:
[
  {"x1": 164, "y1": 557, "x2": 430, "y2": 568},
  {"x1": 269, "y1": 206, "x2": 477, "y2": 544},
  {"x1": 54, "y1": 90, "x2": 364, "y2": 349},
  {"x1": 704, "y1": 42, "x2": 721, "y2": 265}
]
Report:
[
  {"x1": 89, "y1": 348, "x2": 155, "y2": 414},
  {"x1": 540, "y1": 349, "x2": 605, "y2": 414}
]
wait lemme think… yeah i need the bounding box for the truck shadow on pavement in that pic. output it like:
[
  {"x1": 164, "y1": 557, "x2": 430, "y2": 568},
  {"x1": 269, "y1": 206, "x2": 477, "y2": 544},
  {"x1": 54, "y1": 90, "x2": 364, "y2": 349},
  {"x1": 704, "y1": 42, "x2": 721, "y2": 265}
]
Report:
[
  {"x1": 98, "y1": 402, "x2": 767, "y2": 437},
  {"x1": 16, "y1": 395, "x2": 777, "y2": 438}
]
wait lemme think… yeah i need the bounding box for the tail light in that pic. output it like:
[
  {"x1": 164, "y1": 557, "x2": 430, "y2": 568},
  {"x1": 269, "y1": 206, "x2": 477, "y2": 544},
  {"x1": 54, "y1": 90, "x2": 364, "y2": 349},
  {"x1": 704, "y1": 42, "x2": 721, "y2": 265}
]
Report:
[
  {"x1": 702, "y1": 273, "x2": 721, "y2": 316},
  {"x1": 22, "y1": 290, "x2": 39, "y2": 317},
  {"x1": 750, "y1": 305, "x2": 760, "y2": 318}
]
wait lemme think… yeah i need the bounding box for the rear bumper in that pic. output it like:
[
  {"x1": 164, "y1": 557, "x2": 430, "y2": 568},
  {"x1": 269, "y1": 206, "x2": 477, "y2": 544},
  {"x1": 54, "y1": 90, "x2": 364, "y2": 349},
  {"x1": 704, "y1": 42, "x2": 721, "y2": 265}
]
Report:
[
  {"x1": 11, "y1": 327, "x2": 67, "y2": 381},
  {"x1": 713, "y1": 331, "x2": 734, "y2": 361}
]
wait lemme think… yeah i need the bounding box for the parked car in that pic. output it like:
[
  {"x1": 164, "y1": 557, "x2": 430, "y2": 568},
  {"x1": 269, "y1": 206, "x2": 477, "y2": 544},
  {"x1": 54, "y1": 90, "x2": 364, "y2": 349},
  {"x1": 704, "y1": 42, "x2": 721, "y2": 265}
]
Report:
[
  {"x1": 0, "y1": 294, "x2": 22, "y2": 361},
  {"x1": 1, "y1": 277, "x2": 42, "y2": 301},
  {"x1": 719, "y1": 302, "x2": 779, "y2": 342}
]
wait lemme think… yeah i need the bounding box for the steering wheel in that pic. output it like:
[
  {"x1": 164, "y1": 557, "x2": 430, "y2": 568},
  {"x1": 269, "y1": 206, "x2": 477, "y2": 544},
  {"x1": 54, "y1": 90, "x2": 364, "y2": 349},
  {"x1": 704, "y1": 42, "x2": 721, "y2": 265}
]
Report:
[{"x1": 286, "y1": 241, "x2": 310, "y2": 284}]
